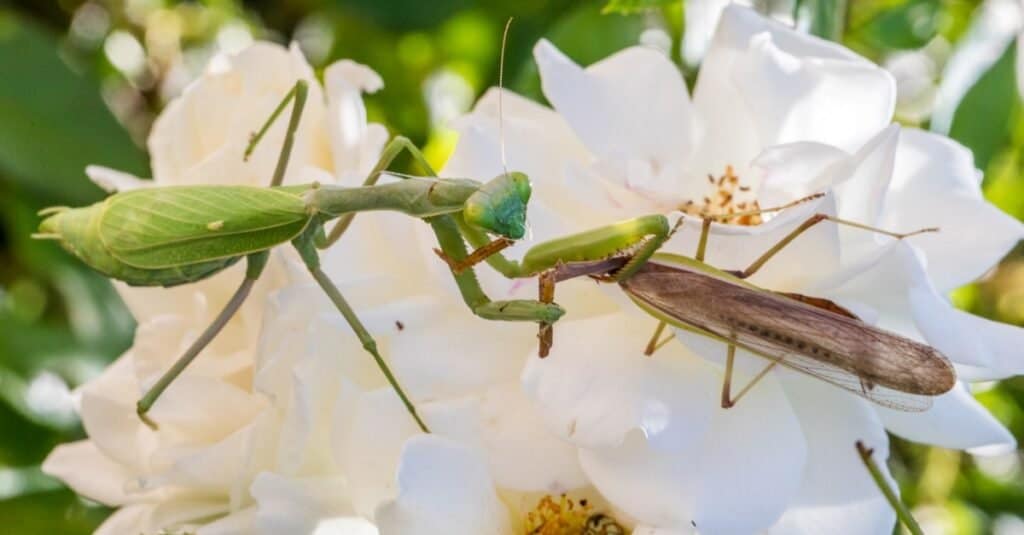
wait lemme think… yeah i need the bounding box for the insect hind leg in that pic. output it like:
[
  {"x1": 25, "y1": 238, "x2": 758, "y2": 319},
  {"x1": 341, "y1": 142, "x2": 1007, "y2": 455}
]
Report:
[
  {"x1": 720, "y1": 342, "x2": 782, "y2": 409},
  {"x1": 136, "y1": 251, "x2": 270, "y2": 429},
  {"x1": 735, "y1": 213, "x2": 937, "y2": 280}
]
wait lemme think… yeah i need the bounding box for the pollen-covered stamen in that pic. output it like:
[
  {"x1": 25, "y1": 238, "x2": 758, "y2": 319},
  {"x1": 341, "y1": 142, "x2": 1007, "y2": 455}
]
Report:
[
  {"x1": 523, "y1": 494, "x2": 625, "y2": 534},
  {"x1": 680, "y1": 164, "x2": 762, "y2": 226}
]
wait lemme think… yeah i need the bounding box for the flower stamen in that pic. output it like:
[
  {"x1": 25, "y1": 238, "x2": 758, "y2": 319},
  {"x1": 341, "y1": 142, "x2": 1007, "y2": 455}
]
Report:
[
  {"x1": 681, "y1": 165, "x2": 762, "y2": 225},
  {"x1": 523, "y1": 494, "x2": 625, "y2": 534}
]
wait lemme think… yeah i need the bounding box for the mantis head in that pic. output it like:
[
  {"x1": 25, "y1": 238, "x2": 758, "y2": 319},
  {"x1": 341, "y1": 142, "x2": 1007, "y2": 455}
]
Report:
[{"x1": 463, "y1": 171, "x2": 531, "y2": 240}]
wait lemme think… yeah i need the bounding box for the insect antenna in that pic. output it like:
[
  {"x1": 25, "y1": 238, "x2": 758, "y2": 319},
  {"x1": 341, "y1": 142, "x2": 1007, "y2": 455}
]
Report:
[
  {"x1": 379, "y1": 170, "x2": 439, "y2": 181},
  {"x1": 498, "y1": 16, "x2": 513, "y2": 178}
]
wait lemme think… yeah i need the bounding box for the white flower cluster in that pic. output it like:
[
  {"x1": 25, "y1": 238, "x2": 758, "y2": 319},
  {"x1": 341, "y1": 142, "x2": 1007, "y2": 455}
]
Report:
[{"x1": 44, "y1": 6, "x2": 1024, "y2": 535}]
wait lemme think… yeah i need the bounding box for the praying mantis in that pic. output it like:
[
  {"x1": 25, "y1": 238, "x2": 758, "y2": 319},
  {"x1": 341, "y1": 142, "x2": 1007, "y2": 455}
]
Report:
[{"x1": 35, "y1": 80, "x2": 562, "y2": 433}]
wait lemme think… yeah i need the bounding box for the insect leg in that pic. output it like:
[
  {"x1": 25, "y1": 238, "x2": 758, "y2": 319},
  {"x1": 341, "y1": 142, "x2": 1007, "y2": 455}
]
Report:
[
  {"x1": 327, "y1": 136, "x2": 531, "y2": 277},
  {"x1": 708, "y1": 193, "x2": 825, "y2": 224},
  {"x1": 643, "y1": 320, "x2": 668, "y2": 356},
  {"x1": 321, "y1": 136, "x2": 436, "y2": 247},
  {"x1": 136, "y1": 251, "x2": 270, "y2": 429},
  {"x1": 538, "y1": 269, "x2": 556, "y2": 357},
  {"x1": 695, "y1": 218, "x2": 712, "y2": 262},
  {"x1": 244, "y1": 80, "x2": 310, "y2": 187},
  {"x1": 429, "y1": 214, "x2": 564, "y2": 324},
  {"x1": 736, "y1": 214, "x2": 937, "y2": 279},
  {"x1": 433, "y1": 236, "x2": 514, "y2": 275},
  {"x1": 720, "y1": 343, "x2": 783, "y2": 409},
  {"x1": 293, "y1": 230, "x2": 430, "y2": 433},
  {"x1": 720, "y1": 343, "x2": 736, "y2": 408},
  {"x1": 630, "y1": 216, "x2": 688, "y2": 354},
  {"x1": 439, "y1": 214, "x2": 526, "y2": 278}
]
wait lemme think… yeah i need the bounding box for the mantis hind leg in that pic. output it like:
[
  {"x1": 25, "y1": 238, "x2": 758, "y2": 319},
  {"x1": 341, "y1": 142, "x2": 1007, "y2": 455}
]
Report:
[
  {"x1": 136, "y1": 251, "x2": 270, "y2": 429},
  {"x1": 245, "y1": 80, "x2": 310, "y2": 187}
]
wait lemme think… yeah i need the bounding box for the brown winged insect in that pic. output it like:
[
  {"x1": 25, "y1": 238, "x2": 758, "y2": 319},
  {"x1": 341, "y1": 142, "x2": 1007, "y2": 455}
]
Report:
[{"x1": 456, "y1": 205, "x2": 958, "y2": 413}]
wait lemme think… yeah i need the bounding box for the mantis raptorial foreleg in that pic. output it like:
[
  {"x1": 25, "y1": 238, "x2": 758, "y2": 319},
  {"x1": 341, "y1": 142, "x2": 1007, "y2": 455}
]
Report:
[
  {"x1": 316, "y1": 136, "x2": 566, "y2": 326},
  {"x1": 428, "y1": 215, "x2": 563, "y2": 324},
  {"x1": 448, "y1": 214, "x2": 674, "y2": 355},
  {"x1": 435, "y1": 236, "x2": 514, "y2": 275},
  {"x1": 136, "y1": 83, "x2": 312, "y2": 427}
]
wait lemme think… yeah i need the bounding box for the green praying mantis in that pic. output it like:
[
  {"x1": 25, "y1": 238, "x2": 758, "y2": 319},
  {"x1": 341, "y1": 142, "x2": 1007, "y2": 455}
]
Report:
[
  {"x1": 36, "y1": 64, "x2": 956, "y2": 437},
  {"x1": 34, "y1": 80, "x2": 563, "y2": 433}
]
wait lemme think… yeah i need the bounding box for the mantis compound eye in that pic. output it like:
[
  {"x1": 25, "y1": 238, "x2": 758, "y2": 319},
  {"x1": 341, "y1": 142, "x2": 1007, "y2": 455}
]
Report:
[{"x1": 464, "y1": 171, "x2": 531, "y2": 240}]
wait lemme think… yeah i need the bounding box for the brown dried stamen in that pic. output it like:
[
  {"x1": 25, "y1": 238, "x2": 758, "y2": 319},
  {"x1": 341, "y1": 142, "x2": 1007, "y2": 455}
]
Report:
[{"x1": 680, "y1": 165, "x2": 762, "y2": 225}]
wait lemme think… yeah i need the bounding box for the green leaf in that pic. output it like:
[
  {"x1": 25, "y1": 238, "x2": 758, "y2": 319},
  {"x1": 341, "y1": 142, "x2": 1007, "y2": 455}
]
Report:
[
  {"x1": 0, "y1": 489, "x2": 109, "y2": 534},
  {"x1": 0, "y1": 9, "x2": 148, "y2": 206},
  {"x1": 949, "y1": 41, "x2": 1018, "y2": 173},
  {"x1": 0, "y1": 190, "x2": 134, "y2": 362},
  {"x1": 802, "y1": 0, "x2": 849, "y2": 42},
  {"x1": 858, "y1": 0, "x2": 941, "y2": 50},
  {"x1": 602, "y1": 0, "x2": 678, "y2": 15}
]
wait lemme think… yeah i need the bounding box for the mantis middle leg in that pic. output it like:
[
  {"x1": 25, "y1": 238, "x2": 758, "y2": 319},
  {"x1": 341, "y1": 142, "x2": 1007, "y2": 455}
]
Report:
[{"x1": 292, "y1": 227, "x2": 429, "y2": 432}]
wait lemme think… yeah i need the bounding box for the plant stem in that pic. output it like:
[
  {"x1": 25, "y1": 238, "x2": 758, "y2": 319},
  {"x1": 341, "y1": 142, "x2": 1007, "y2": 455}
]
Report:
[{"x1": 855, "y1": 440, "x2": 924, "y2": 535}]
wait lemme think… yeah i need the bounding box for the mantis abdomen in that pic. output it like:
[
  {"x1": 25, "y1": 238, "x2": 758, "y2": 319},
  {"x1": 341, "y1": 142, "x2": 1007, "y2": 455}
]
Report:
[{"x1": 38, "y1": 185, "x2": 311, "y2": 287}]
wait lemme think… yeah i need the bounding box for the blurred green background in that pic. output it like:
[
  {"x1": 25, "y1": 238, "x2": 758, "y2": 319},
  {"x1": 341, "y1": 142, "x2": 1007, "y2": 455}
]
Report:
[{"x1": 0, "y1": 0, "x2": 1022, "y2": 533}]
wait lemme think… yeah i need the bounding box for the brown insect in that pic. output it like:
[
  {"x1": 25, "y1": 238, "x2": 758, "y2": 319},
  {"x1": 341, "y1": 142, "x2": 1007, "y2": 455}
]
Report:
[
  {"x1": 537, "y1": 203, "x2": 955, "y2": 411},
  {"x1": 620, "y1": 255, "x2": 955, "y2": 411}
]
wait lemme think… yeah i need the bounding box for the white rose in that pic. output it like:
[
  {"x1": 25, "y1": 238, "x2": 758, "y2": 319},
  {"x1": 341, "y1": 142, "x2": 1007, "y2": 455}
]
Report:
[{"x1": 44, "y1": 40, "x2": 388, "y2": 534}]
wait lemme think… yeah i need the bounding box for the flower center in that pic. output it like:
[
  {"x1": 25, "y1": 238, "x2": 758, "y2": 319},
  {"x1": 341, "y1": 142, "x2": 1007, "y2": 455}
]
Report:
[
  {"x1": 680, "y1": 164, "x2": 762, "y2": 226},
  {"x1": 523, "y1": 494, "x2": 626, "y2": 534}
]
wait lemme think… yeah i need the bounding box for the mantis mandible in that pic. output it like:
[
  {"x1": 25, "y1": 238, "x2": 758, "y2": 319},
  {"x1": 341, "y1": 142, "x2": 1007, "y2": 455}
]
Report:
[{"x1": 34, "y1": 80, "x2": 564, "y2": 432}]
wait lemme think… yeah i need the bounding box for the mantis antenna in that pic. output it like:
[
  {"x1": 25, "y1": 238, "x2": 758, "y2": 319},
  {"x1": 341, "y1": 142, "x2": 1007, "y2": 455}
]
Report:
[{"x1": 499, "y1": 17, "x2": 513, "y2": 176}]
